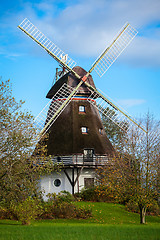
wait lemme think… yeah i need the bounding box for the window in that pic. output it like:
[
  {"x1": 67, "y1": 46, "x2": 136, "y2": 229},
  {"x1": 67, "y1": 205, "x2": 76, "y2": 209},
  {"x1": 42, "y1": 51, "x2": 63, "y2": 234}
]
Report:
[
  {"x1": 83, "y1": 149, "x2": 94, "y2": 162},
  {"x1": 54, "y1": 179, "x2": 61, "y2": 187},
  {"x1": 84, "y1": 178, "x2": 94, "y2": 188},
  {"x1": 79, "y1": 105, "x2": 85, "y2": 113},
  {"x1": 81, "y1": 127, "x2": 88, "y2": 134},
  {"x1": 99, "y1": 128, "x2": 103, "y2": 135}
]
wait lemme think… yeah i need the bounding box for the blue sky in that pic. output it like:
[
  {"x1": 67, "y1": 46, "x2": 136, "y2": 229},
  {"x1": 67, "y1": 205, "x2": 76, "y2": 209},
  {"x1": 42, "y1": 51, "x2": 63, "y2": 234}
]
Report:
[{"x1": 0, "y1": 0, "x2": 160, "y2": 121}]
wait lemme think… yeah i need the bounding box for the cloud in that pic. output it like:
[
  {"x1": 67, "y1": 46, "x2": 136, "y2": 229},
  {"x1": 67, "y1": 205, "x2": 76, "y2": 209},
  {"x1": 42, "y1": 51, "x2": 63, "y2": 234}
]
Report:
[
  {"x1": 118, "y1": 99, "x2": 146, "y2": 108},
  {"x1": 32, "y1": 0, "x2": 160, "y2": 68},
  {"x1": 1, "y1": 0, "x2": 160, "y2": 67}
]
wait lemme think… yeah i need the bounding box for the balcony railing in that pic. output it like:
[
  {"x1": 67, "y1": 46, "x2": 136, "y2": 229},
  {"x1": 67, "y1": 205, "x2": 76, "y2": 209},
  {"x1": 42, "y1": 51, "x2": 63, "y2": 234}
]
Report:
[{"x1": 49, "y1": 154, "x2": 111, "y2": 166}]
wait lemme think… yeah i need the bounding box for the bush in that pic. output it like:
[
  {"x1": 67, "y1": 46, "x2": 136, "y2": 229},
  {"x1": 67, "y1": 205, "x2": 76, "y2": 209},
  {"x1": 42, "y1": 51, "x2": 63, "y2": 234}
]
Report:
[
  {"x1": 0, "y1": 192, "x2": 92, "y2": 222},
  {"x1": 125, "y1": 199, "x2": 160, "y2": 216},
  {"x1": 39, "y1": 199, "x2": 92, "y2": 220},
  {"x1": 80, "y1": 187, "x2": 98, "y2": 202},
  {"x1": 79, "y1": 186, "x2": 117, "y2": 202},
  {"x1": 39, "y1": 191, "x2": 92, "y2": 219},
  {"x1": 47, "y1": 191, "x2": 75, "y2": 203},
  {"x1": 0, "y1": 206, "x2": 11, "y2": 220},
  {"x1": 12, "y1": 197, "x2": 42, "y2": 225}
]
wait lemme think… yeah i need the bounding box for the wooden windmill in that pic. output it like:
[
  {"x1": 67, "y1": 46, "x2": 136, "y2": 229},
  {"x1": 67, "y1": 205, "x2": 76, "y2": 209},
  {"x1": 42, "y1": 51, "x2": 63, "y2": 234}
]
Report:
[{"x1": 18, "y1": 19, "x2": 146, "y2": 197}]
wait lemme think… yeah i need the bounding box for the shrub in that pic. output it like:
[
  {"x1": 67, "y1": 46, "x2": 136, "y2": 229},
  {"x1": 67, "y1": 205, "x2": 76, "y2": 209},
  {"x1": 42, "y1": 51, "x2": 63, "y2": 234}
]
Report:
[
  {"x1": 0, "y1": 204, "x2": 18, "y2": 220},
  {"x1": 80, "y1": 186, "x2": 117, "y2": 202},
  {"x1": 0, "y1": 192, "x2": 92, "y2": 222},
  {"x1": 53, "y1": 201, "x2": 92, "y2": 219},
  {"x1": 12, "y1": 197, "x2": 42, "y2": 225},
  {"x1": 80, "y1": 187, "x2": 98, "y2": 202},
  {"x1": 0, "y1": 206, "x2": 10, "y2": 220},
  {"x1": 46, "y1": 191, "x2": 75, "y2": 203},
  {"x1": 39, "y1": 196, "x2": 92, "y2": 219},
  {"x1": 125, "y1": 199, "x2": 160, "y2": 216}
]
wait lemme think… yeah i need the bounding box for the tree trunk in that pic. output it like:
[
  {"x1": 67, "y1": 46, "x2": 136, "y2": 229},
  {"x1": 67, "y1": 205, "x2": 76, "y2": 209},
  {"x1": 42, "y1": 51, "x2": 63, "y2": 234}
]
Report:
[{"x1": 139, "y1": 205, "x2": 146, "y2": 224}]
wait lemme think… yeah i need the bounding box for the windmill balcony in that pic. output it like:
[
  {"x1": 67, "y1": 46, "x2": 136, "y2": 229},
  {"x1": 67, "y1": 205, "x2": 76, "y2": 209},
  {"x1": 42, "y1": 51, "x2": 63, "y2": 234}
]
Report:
[{"x1": 41, "y1": 154, "x2": 111, "y2": 167}]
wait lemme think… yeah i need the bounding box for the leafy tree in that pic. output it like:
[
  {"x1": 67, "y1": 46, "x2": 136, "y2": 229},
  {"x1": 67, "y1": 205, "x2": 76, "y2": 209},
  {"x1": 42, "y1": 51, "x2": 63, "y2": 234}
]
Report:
[
  {"x1": 100, "y1": 107, "x2": 128, "y2": 151},
  {"x1": 0, "y1": 78, "x2": 59, "y2": 206},
  {"x1": 97, "y1": 112, "x2": 160, "y2": 224}
]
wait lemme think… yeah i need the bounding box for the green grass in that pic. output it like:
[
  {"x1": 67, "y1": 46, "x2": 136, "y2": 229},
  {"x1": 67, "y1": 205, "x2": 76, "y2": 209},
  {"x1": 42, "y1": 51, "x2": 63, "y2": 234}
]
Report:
[{"x1": 0, "y1": 202, "x2": 159, "y2": 240}]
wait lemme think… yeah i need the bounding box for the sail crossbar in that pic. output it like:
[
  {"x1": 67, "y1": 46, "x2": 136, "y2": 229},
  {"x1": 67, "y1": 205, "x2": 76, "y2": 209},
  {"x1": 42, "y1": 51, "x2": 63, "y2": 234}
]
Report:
[
  {"x1": 92, "y1": 23, "x2": 138, "y2": 77},
  {"x1": 34, "y1": 83, "x2": 78, "y2": 139},
  {"x1": 87, "y1": 88, "x2": 146, "y2": 134},
  {"x1": 18, "y1": 18, "x2": 76, "y2": 70}
]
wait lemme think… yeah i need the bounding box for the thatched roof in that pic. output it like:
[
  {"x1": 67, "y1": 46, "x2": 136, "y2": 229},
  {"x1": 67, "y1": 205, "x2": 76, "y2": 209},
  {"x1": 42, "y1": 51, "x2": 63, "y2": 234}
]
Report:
[
  {"x1": 46, "y1": 100, "x2": 114, "y2": 156},
  {"x1": 46, "y1": 66, "x2": 96, "y2": 99},
  {"x1": 37, "y1": 66, "x2": 115, "y2": 157}
]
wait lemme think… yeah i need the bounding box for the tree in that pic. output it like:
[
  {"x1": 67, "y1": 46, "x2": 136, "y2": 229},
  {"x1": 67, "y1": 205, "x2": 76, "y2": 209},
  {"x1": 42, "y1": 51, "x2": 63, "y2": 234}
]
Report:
[
  {"x1": 97, "y1": 112, "x2": 160, "y2": 224},
  {"x1": 101, "y1": 107, "x2": 128, "y2": 151},
  {"x1": 0, "y1": 78, "x2": 59, "y2": 205}
]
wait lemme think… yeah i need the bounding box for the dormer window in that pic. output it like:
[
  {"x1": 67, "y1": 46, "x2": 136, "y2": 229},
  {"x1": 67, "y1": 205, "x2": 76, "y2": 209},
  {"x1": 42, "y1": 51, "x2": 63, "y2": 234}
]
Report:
[
  {"x1": 79, "y1": 105, "x2": 85, "y2": 113},
  {"x1": 81, "y1": 127, "x2": 88, "y2": 134}
]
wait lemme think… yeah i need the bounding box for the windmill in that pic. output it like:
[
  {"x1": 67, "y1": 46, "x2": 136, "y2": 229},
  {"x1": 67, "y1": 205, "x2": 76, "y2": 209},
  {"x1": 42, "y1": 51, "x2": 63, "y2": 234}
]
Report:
[{"x1": 18, "y1": 18, "x2": 146, "y2": 197}]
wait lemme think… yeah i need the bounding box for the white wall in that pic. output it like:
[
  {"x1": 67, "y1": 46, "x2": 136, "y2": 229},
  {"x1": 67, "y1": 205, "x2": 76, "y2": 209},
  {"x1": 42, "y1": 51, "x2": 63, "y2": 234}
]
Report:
[{"x1": 40, "y1": 168, "x2": 95, "y2": 201}]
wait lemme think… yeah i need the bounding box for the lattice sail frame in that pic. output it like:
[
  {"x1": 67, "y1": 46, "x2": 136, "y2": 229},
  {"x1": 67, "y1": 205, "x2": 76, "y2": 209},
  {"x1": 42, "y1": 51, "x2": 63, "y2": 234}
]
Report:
[
  {"x1": 92, "y1": 23, "x2": 138, "y2": 77},
  {"x1": 87, "y1": 88, "x2": 145, "y2": 134},
  {"x1": 18, "y1": 18, "x2": 146, "y2": 138},
  {"x1": 34, "y1": 83, "x2": 78, "y2": 139},
  {"x1": 18, "y1": 18, "x2": 76, "y2": 70}
]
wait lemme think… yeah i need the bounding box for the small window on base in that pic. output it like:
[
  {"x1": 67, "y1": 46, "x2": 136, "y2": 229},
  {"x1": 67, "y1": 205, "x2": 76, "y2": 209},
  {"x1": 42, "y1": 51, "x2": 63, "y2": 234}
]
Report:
[
  {"x1": 54, "y1": 179, "x2": 61, "y2": 187},
  {"x1": 81, "y1": 127, "x2": 88, "y2": 134},
  {"x1": 79, "y1": 105, "x2": 85, "y2": 113}
]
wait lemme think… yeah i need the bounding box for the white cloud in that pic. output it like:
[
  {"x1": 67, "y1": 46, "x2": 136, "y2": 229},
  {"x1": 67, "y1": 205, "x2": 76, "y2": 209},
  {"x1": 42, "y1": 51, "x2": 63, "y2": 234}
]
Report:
[
  {"x1": 1, "y1": 0, "x2": 160, "y2": 67},
  {"x1": 33, "y1": 0, "x2": 160, "y2": 67}
]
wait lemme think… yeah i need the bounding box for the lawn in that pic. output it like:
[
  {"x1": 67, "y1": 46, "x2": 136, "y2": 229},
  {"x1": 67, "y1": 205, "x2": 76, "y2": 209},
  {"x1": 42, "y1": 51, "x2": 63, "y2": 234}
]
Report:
[{"x1": 0, "y1": 202, "x2": 159, "y2": 240}]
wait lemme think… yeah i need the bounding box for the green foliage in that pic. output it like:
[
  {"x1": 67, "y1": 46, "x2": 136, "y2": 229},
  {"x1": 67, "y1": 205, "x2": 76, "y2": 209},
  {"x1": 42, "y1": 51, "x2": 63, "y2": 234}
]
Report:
[
  {"x1": 97, "y1": 112, "x2": 160, "y2": 224},
  {"x1": 0, "y1": 198, "x2": 42, "y2": 225},
  {"x1": 0, "y1": 78, "x2": 59, "y2": 206},
  {"x1": 0, "y1": 192, "x2": 92, "y2": 222},
  {"x1": 78, "y1": 185, "x2": 117, "y2": 202},
  {"x1": 79, "y1": 187, "x2": 98, "y2": 201},
  {"x1": 39, "y1": 192, "x2": 92, "y2": 220},
  {"x1": 0, "y1": 206, "x2": 13, "y2": 220},
  {"x1": 1, "y1": 202, "x2": 160, "y2": 225},
  {"x1": 49, "y1": 201, "x2": 92, "y2": 219},
  {"x1": 11, "y1": 197, "x2": 42, "y2": 225},
  {"x1": 126, "y1": 199, "x2": 160, "y2": 216},
  {"x1": 47, "y1": 190, "x2": 75, "y2": 203},
  {"x1": 39, "y1": 200, "x2": 92, "y2": 220}
]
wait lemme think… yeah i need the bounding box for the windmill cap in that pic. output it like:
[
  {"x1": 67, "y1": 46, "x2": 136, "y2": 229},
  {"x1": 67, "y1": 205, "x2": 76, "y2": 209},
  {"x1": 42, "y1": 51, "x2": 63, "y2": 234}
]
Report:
[{"x1": 46, "y1": 66, "x2": 96, "y2": 99}]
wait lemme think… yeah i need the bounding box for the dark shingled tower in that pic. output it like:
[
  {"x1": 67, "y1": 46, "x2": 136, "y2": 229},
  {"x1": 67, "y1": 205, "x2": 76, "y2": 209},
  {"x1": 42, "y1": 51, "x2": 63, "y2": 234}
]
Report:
[{"x1": 45, "y1": 66, "x2": 114, "y2": 157}]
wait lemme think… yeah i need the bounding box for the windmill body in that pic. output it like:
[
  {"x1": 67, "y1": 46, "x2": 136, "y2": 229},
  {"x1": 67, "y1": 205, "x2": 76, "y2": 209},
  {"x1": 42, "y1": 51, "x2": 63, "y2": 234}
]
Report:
[
  {"x1": 18, "y1": 18, "x2": 146, "y2": 200},
  {"x1": 40, "y1": 66, "x2": 115, "y2": 199}
]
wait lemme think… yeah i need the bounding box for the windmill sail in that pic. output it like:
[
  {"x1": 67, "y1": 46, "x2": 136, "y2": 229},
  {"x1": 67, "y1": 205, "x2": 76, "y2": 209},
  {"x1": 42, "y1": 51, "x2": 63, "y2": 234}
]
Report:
[
  {"x1": 34, "y1": 83, "x2": 79, "y2": 139},
  {"x1": 89, "y1": 23, "x2": 138, "y2": 77},
  {"x1": 87, "y1": 88, "x2": 146, "y2": 133},
  {"x1": 18, "y1": 18, "x2": 146, "y2": 138},
  {"x1": 18, "y1": 18, "x2": 76, "y2": 71}
]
